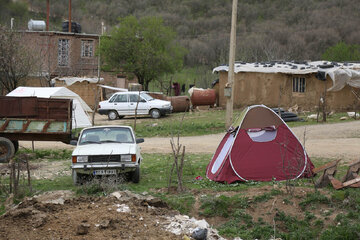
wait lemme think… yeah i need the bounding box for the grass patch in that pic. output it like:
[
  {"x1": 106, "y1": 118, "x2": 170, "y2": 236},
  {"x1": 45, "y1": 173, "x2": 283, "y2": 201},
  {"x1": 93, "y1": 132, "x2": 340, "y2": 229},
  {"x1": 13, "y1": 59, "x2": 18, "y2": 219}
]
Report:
[
  {"x1": 299, "y1": 192, "x2": 331, "y2": 210},
  {"x1": 158, "y1": 193, "x2": 195, "y2": 215},
  {"x1": 116, "y1": 110, "x2": 359, "y2": 138},
  {"x1": 15, "y1": 148, "x2": 72, "y2": 162},
  {"x1": 200, "y1": 194, "x2": 249, "y2": 217}
]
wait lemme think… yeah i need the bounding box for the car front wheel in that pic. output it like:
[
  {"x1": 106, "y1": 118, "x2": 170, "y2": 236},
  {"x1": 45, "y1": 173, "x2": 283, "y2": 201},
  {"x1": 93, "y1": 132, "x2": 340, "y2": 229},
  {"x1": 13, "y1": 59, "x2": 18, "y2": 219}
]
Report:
[
  {"x1": 150, "y1": 109, "x2": 161, "y2": 119},
  {"x1": 131, "y1": 165, "x2": 140, "y2": 183},
  {"x1": 108, "y1": 110, "x2": 118, "y2": 120},
  {"x1": 72, "y1": 169, "x2": 80, "y2": 185}
]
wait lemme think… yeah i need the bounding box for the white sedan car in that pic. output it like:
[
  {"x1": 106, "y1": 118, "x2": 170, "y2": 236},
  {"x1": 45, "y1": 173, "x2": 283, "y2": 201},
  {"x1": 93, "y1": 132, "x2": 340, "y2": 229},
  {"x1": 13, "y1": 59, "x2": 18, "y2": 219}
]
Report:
[{"x1": 70, "y1": 126, "x2": 144, "y2": 185}]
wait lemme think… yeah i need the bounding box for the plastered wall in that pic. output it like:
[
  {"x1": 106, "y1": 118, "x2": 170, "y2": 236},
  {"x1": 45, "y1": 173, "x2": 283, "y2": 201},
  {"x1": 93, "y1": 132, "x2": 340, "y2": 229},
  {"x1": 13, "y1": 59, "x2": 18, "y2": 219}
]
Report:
[{"x1": 218, "y1": 72, "x2": 357, "y2": 111}]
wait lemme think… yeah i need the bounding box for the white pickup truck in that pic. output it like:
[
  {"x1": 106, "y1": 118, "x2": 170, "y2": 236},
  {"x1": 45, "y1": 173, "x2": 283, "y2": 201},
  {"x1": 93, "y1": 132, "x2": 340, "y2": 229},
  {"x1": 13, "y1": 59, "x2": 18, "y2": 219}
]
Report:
[{"x1": 98, "y1": 91, "x2": 172, "y2": 120}]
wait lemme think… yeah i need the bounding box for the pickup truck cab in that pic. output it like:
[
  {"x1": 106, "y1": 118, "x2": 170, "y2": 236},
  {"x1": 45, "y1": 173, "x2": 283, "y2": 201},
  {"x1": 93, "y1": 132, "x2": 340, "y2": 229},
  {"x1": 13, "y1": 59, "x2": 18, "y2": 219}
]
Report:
[{"x1": 98, "y1": 91, "x2": 172, "y2": 120}]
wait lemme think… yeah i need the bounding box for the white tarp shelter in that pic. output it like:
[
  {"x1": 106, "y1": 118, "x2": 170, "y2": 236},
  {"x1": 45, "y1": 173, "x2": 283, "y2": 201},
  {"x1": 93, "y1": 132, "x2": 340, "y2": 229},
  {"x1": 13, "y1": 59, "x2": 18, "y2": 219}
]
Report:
[
  {"x1": 7, "y1": 87, "x2": 92, "y2": 128},
  {"x1": 51, "y1": 76, "x2": 104, "y2": 86},
  {"x1": 213, "y1": 61, "x2": 360, "y2": 92}
]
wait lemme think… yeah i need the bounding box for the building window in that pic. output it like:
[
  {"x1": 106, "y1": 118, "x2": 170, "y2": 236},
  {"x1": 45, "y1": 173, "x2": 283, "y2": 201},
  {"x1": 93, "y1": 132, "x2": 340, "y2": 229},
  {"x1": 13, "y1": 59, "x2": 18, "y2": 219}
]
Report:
[
  {"x1": 292, "y1": 77, "x2": 306, "y2": 93},
  {"x1": 58, "y1": 39, "x2": 69, "y2": 66},
  {"x1": 81, "y1": 40, "x2": 94, "y2": 57}
]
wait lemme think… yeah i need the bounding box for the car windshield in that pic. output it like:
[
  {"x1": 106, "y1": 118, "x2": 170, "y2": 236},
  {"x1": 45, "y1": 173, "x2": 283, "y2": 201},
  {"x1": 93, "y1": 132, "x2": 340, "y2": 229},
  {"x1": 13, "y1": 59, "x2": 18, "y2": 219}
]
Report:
[
  {"x1": 140, "y1": 93, "x2": 154, "y2": 101},
  {"x1": 79, "y1": 127, "x2": 134, "y2": 145}
]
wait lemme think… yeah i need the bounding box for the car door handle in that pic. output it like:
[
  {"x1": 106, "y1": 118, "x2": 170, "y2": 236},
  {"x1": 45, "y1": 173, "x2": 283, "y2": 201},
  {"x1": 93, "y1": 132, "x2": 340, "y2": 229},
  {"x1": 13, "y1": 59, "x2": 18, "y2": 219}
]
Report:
[
  {"x1": 130, "y1": 103, "x2": 134, "y2": 105},
  {"x1": 114, "y1": 103, "x2": 117, "y2": 105}
]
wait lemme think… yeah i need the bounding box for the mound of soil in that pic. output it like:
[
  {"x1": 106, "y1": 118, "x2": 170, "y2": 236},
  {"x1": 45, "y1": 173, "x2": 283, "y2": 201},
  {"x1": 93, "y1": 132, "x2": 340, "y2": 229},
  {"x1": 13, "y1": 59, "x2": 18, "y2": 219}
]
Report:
[
  {"x1": 0, "y1": 190, "x2": 224, "y2": 240},
  {"x1": 0, "y1": 192, "x2": 181, "y2": 240}
]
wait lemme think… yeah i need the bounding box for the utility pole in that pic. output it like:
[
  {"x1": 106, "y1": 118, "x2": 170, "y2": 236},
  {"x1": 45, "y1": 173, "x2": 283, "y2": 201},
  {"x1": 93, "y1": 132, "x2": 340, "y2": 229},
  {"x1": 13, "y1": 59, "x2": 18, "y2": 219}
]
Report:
[{"x1": 225, "y1": 0, "x2": 238, "y2": 129}]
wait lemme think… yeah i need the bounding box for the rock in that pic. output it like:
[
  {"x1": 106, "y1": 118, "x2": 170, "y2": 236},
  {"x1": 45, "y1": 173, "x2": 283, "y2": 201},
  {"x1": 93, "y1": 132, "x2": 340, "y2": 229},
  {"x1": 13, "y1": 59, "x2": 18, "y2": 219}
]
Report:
[
  {"x1": 76, "y1": 223, "x2": 90, "y2": 235},
  {"x1": 116, "y1": 204, "x2": 130, "y2": 213},
  {"x1": 194, "y1": 219, "x2": 209, "y2": 229},
  {"x1": 99, "y1": 219, "x2": 110, "y2": 229},
  {"x1": 32, "y1": 213, "x2": 47, "y2": 228},
  {"x1": 191, "y1": 228, "x2": 208, "y2": 240},
  {"x1": 340, "y1": 116, "x2": 348, "y2": 120},
  {"x1": 307, "y1": 114, "x2": 318, "y2": 120}
]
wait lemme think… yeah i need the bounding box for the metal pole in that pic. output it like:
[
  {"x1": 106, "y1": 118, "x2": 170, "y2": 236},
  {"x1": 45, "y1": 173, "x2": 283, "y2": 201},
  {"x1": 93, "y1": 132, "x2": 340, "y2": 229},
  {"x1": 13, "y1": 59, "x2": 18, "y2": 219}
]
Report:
[
  {"x1": 225, "y1": 0, "x2": 238, "y2": 129},
  {"x1": 46, "y1": 0, "x2": 49, "y2": 31},
  {"x1": 68, "y1": 0, "x2": 71, "y2": 32}
]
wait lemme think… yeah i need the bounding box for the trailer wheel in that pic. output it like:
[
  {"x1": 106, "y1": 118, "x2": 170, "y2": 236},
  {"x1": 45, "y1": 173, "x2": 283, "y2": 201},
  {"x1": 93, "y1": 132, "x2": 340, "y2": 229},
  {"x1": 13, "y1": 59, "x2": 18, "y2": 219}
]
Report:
[
  {"x1": 12, "y1": 140, "x2": 19, "y2": 153},
  {"x1": 0, "y1": 137, "x2": 15, "y2": 163}
]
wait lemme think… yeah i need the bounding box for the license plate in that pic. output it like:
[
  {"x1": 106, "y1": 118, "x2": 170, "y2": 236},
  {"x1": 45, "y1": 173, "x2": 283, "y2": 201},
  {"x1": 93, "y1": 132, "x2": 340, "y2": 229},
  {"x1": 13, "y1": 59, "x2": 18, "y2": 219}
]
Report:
[{"x1": 93, "y1": 169, "x2": 116, "y2": 175}]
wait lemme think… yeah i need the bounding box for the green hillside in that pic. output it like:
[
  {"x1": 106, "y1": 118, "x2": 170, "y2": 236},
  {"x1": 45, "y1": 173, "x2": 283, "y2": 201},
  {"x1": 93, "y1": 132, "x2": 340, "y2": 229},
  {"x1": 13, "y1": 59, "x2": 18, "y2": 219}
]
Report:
[{"x1": 2, "y1": 0, "x2": 360, "y2": 88}]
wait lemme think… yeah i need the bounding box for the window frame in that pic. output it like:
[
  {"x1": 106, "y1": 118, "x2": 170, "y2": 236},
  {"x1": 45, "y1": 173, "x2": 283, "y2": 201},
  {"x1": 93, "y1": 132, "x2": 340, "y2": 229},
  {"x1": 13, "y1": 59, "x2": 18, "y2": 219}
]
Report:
[
  {"x1": 58, "y1": 39, "x2": 70, "y2": 67},
  {"x1": 292, "y1": 77, "x2": 306, "y2": 93},
  {"x1": 81, "y1": 39, "x2": 94, "y2": 58}
]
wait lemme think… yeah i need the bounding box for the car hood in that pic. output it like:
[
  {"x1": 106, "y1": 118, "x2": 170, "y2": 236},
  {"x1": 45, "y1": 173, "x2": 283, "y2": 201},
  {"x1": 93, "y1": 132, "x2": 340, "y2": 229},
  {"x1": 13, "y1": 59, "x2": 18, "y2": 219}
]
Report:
[{"x1": 72, "y1": 143, "x2": 137, "y2": 156}]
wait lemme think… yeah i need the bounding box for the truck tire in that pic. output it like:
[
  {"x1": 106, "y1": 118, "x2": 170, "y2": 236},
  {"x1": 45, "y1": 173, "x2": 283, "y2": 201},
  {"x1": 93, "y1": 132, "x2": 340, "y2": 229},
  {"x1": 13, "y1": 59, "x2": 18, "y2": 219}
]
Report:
[
  {"x1": 131, "y1": 165, "x2": 140, "y2": 183},
  {"x1": 108, "y1": 110, "x2": 118, "y2": 120},
  {"x1": 0, "y1": 137, "x2": 15, "y2": 163},
  {"x1": 150, "y1": 109, "x2": 161, "y2": 119}
]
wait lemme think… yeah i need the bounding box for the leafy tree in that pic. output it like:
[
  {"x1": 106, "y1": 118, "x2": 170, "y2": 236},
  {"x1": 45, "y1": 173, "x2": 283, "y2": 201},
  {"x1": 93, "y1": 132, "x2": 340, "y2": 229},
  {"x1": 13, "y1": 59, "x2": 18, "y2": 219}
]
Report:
[
  {"x1": 322, "y1": 42, "x2": 360, "y2": 62},
  {"x1": 100, "y1": 16, "x2": 186, "y2": 90},
  {"x1": 0, "y1": 25, "x2": 35, "y2": 93}
]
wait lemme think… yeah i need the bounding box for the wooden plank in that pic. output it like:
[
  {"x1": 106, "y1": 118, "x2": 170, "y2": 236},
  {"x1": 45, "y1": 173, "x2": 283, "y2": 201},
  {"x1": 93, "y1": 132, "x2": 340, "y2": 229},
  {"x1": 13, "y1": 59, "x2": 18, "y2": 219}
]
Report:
[
  {"x1": 312, "y1": 159, "x2": 341, "y2": 174},
  {"x1": 328, "y1": 176, "x2": 343, "y2": 190},
  {"x1": 342, "y1": 177, "x2": 360, "y2": 188}
]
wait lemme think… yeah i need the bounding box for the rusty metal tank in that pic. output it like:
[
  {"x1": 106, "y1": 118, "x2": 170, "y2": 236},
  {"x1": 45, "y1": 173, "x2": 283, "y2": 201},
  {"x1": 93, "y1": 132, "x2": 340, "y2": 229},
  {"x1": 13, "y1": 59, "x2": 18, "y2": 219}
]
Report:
[
  {"x1": 166, "y1": 96, "x2": 190, "y2": 112},
  {"x1": 147, "y1": 92, "x2": 166, "y2": 100},
  {"x1": 190, "y1": 88, "x2": 216, "y2": 107}
]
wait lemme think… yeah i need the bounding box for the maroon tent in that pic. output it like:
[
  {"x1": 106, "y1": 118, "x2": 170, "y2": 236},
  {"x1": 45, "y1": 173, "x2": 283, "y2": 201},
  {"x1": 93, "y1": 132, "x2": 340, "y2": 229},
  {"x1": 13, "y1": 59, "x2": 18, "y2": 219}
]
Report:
[{"x1": 207, "y1": 105, "x2": 314, "y2": 183}]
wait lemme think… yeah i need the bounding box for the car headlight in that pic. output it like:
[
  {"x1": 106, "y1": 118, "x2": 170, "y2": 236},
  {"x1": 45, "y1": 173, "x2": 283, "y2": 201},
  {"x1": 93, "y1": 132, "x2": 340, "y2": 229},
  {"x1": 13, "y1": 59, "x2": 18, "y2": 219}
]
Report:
[
  {"x1": 72, "y1": 155, "x2": 88, "y2": 163},
  {"x1": 122, "y1": 154, "x2": 136, "y2": 162}
]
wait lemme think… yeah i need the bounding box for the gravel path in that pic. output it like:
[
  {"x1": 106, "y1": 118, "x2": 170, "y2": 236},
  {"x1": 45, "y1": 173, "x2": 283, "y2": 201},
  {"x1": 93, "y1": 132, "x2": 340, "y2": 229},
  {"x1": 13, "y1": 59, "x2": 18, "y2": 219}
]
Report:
[{"x1": 19, "y1": 120, "x2": 360, "y2": 162}]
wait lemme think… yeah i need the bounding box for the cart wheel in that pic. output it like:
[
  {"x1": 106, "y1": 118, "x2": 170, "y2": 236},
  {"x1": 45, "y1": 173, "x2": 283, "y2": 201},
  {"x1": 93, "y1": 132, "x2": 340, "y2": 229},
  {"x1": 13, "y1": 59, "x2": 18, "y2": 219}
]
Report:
[{"x1": 0, "y1": 137, "x2": 15, "y2": 163}]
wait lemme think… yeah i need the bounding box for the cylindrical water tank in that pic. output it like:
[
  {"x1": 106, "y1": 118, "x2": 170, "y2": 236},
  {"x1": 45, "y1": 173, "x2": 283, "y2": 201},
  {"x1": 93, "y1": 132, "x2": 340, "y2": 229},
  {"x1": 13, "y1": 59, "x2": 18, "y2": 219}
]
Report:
[
  {"x1": 166, "y1": 96, "x2": 190, "y2": 112},
  {"x1": 28, "y1": 20, "x2": 46, "y2": 31},
  {"x1": 190, "y1": 89, "x2": 216, "y2": 107},
  {"x1": 128, "y1": 83, "x2": 142, "y2": 91}
]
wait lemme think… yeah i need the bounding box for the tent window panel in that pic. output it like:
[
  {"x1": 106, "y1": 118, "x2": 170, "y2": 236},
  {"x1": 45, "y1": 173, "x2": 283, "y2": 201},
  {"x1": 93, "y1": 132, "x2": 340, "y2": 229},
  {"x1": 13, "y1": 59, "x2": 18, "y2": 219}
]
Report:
[
  {"x1": 292, "y1": 77, "x2": 306, "y2": 93},
  {"x1": 211, "y1": 134, "x2": 235, "y2": 174}
]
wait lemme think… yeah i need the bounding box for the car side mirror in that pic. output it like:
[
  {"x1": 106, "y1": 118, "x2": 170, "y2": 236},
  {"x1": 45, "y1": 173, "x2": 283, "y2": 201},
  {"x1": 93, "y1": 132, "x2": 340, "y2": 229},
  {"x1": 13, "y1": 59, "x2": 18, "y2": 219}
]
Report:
[
  {"x1": 136, "y1": 138, "x2": 144, "y2": 144},
  {"x1": 70, "y1": 140, "x2": 78, "y2": 146},
  {"x1": 141, "y1": 99, "x2": 146, "y2": 103}
]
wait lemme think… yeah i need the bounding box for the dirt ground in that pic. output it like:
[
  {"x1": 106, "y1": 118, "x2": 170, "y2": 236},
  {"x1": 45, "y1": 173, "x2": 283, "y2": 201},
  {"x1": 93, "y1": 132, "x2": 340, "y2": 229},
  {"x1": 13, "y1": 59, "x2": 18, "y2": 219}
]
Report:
[
  {"x1": 0, "y1": 186, "x2": 342, "y2": 240},
  {"x1": 3, "y1": 115, "x2": 359, "y2": 239},
  {"x1": 19, "y1": 114, "x2": 360, "y2": 162}
]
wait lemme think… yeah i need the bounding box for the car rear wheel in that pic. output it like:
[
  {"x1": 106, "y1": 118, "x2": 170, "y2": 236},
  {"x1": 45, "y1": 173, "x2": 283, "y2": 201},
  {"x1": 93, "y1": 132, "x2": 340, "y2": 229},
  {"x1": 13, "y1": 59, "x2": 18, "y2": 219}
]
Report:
[
  {"x1": 108, "y1": 110, "x2": 118, "y2": 120},
  {"x1": 131, "y1": 165, "x2": 140, "y2": 183},
  {"x1": 150, "y1": 109, "x2": 161, "y2": 119}
]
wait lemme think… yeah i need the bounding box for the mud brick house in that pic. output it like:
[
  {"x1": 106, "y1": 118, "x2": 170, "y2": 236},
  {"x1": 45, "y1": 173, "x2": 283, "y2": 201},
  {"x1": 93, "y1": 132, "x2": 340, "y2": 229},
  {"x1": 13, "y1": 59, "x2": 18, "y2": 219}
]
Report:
[
  {"x1": 213, "y1": 61, "x2": 360, "y2": 111},
  {"x1": 16, "y1": 30, "x2": 137, "y2": 108}
]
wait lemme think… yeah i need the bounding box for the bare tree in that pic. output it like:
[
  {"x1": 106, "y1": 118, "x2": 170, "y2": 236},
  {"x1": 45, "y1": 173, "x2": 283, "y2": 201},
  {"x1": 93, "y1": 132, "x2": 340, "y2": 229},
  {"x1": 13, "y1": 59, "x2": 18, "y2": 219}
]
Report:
[{"x1": 0, "y1": 25, "x2": 35, "y2": 93}]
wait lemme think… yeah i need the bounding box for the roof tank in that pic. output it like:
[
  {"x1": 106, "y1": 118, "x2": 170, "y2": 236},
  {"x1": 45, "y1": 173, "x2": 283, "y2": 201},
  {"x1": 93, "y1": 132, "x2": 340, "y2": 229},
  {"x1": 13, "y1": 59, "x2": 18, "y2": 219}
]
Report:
[{"x1": 28, "y1": 19, "x2": 46, "y2": 31}]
